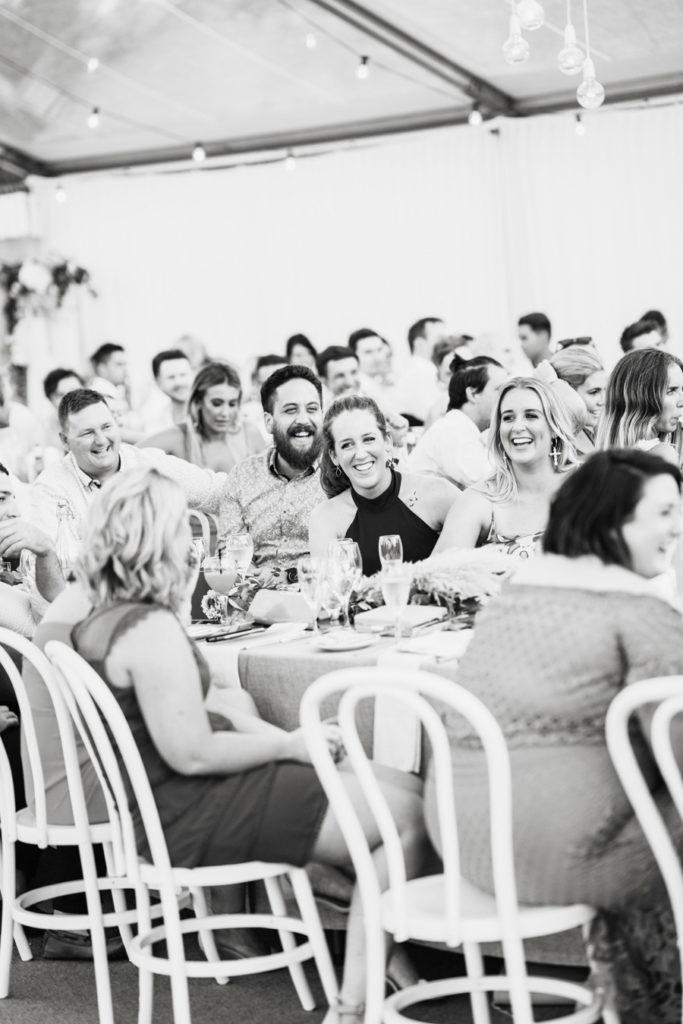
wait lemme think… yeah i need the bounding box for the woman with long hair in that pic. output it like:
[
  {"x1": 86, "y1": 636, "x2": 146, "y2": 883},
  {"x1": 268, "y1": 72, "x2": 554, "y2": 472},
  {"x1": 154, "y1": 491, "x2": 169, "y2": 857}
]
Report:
[
  {"x1": 597, "y1": 348, "x2": 683, "y2": 463},
  {"x1": 73, "y1": 466, "x2": 426, "y2": 1023},
  {"x1": 549, "y1": 344, "x2": 606, "y2": 443},
  {"x1": 433, "y1": 377, "x2": 579, "y2": 557},
  {"x1": 140, "y1": 362, "x2": 264, "y2": 472},
  {"x1": 426, "y1": 450, "x2": 683, "y2": 1021},
  {"x1": 309, "y1": 394, "x2": 457, "y2": 575}
]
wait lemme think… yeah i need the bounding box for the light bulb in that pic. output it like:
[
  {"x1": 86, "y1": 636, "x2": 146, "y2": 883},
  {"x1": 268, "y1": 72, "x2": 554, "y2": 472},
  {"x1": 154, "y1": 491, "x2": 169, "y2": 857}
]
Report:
[
  {"x1": 575, "y1": 113, "x2": 586, "y2": 136},
  {"x1": 87, "y1": 107, "x2": 100, "y2": 129},
  {"x1": 356, "y1": 55, "x2": 370, "y2": 80},
  {"x1": 577, "y1": 57, "x2": 605, "y2": 110},
  {"x1": 87, "y1": 56, "x2": 99, "y2": 73},
  {"x1": 516, "y1": 0, "x2": 544, "y2": 31},
  {"x1": 284, "y1": 153, "x2": 296, "y2": 172},
  {"x1": 557, "y1": 23, "x2": 584, "y2": 75},
  {"x1": 502, "y1": 15, "x2": 530, "y2": 65},
  {"x1": 191, "y1": 143, "x2": 206, "y2": 162},
  {"x1": 468, "y1": 105, "x2": 483, "y2": 126},
  {"x1": 305, "y1": 32, "x2": 317, "y2": 49},
  {"x1": 55, "y1": 184, "x2": 67, "y2": 203}
]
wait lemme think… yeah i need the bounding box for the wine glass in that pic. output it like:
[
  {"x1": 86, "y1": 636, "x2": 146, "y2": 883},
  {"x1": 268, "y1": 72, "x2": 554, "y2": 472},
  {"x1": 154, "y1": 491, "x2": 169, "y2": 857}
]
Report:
[
  {"x1": 328, "y1": 540, "x2": 362, "y2": 627},
  {"x1": 379, "y1": 534, "x2": 403, "y2": 566},
  {"x1": 297, "y1": 555, "x2": 324, "y2": 629},
  {"x1": 202, "y1": 555, "x2": 238, "y2": 624},
  {"x1": 380, "y1": 563, "x2": 413, "y2": 640},
  {"x1": 221, "y1": 533, "x2": 254, "y2": 581}
]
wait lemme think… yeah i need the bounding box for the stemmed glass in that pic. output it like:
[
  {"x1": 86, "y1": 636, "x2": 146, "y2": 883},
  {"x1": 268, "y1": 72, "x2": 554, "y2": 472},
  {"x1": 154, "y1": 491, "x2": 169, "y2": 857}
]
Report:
[
  {"x1": 202, "y1": 554, "x2": 238, "y2": 624},
  {"x1": 328, "y1": 540, "x2": 363, "y2": 628},
  {"x1": 379, "y1": 534, "x2": 403, "y2": 566},
  {"x1": 380, "y1": 563, "x2": 413, "y2": 640},
  {"x1": 221, "y1": 533, "x2": 254, "y2": 582},
  {"x1": 297, "y1": 555, "x2": 325, "y2": 630}
]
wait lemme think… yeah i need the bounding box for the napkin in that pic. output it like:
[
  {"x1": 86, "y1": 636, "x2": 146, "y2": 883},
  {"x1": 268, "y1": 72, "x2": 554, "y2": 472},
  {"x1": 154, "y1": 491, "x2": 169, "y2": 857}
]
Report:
[
  {"x1": 397, "y1": 630, "x2": 473, "y2": 661},
  {"x1": 249, "y1": 589, "x2": 312, "y2": 625},
  {"x1": 354, "y1": 604, "x2": 447, "y2": 630}
]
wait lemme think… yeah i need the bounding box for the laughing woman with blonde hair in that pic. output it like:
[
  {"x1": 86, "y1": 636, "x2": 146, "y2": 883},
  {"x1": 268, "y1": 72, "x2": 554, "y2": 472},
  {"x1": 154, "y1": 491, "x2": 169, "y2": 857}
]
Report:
[
  {"x1": 434, "y1": 377, "x2": 579, "y2": 557},
  {"x1": 73, "y1": 465, "x2": 426, "y2": 1023}
]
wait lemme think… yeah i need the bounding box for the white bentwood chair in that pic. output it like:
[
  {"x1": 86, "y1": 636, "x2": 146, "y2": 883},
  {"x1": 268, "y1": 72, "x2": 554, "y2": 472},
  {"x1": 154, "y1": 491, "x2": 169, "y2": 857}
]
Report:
[
  {"x1": 606, "y1": 675, "x2": 683, "y2": 1024},
  {"x1": 0, "y1": 626, "x2": 147, "y2": 1024},
  {"x1": 188, "y1": 510, "x2": 219, "y2": 556},
  {"x1": 301, "y1": 666, "x2": 616, "y2": 1024},
  {"x1": 46, "y1": 640, "x2": 339, "y2": 1024}
]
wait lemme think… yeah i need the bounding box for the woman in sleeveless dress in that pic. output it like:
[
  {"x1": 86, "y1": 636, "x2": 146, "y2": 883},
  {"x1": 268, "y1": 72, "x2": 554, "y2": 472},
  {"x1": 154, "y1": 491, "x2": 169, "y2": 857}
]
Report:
[
  {"x1": 596, "y1": 347, "x2": 683, "y2": 465},
  {"x1": 140, "y1": 362, "x2": 264, "y2": 473},
  {"x1": 309, "y1": 395, "x2": 458, "y2": 576},
  {"x1": 433, "y1": 376, "x2": 579, "y2": 558},
  {"x1": 72, "y1": 465, "x2": 426, "y2": 1024}
]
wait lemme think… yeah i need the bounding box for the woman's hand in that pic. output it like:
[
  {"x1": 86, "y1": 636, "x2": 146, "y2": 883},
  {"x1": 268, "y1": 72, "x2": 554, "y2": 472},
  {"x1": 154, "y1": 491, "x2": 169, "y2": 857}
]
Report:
[
  {"x1": 0, "y1": 705, "x2": 18, "y2": 733},
  {"x1": 283, "y1": 724, "x2": 345, "y2": 764}
]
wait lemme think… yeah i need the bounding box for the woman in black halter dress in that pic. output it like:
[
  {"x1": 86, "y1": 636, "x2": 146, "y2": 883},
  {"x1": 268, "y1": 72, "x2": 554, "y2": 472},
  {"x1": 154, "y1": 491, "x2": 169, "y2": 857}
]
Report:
[{"x1": 309, "y1": 395, "x2": 458, "y2": 576}]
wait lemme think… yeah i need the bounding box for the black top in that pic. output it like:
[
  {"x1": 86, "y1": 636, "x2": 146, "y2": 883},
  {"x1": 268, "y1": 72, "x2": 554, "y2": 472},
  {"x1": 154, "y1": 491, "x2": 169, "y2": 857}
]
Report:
[{"x1": 345, "y1": 469, "x2": 440, "y2": 576}]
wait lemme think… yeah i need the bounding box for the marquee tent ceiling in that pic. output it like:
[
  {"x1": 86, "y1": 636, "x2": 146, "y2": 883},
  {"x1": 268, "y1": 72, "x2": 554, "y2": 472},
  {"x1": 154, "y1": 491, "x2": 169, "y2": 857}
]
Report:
[{"x1": 0, "y1": 0, "x2": 681, "y2": 181}]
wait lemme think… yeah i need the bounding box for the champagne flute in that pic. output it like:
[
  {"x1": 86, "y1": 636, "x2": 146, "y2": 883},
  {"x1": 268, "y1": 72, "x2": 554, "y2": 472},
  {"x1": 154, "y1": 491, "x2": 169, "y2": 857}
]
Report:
[
  {"x1": 379, "y1": 534, "x2": 403, "y2": 566},
  {"x1": 328, "y1": 540, "x2": 362, "y2": 627},
  {"x1": 380, "y1": 563, "x2": 413, "y2": 640},
  {"x1": 297, "y1": 555, "x2": 324, "y2": 629}
]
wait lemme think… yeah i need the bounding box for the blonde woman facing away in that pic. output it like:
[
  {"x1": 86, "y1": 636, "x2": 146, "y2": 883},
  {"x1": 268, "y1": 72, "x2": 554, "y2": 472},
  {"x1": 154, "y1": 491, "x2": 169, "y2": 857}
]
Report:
[
  {"x1": 433, "y1": 377, "x2": 579, "y2": 558},
  {"x1": 72, "y1": 466, "x2": 426, "y2": 1024},
  {"x1": 596, "y1": 348, "x2": 683, "y2": 465}
]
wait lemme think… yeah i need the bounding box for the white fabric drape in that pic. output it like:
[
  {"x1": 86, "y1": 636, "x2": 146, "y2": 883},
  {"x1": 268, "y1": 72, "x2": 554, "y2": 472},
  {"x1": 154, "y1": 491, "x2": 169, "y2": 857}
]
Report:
[{"x1": 26, "y1": 101, "x2": 683, "y2": 399}]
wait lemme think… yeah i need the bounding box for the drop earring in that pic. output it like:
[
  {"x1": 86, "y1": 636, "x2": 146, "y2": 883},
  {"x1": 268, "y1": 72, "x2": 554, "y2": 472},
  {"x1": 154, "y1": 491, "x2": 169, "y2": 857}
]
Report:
[
  {"x1": 334, "y1": 465, "x2": 342, "y2": 477},
  {"x1": 551, "y1": 440, "x2": 561, "y2": 469}
]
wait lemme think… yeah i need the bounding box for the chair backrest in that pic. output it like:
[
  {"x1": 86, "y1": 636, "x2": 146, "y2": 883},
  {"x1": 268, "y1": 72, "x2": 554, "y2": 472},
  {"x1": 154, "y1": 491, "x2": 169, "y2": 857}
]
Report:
[
  {"x1": 606, "y1": 675, "x2": 683, "y2": 1015},
  {"x1": 300, "y1": 666, "x2": 534, "y2": 1023},
  {"x1": 0, "y1": 626, "x2": 76, "y2": 848},
  {"x1": 188, "y1": 510, "x2": 212, "y2": 555},
  {"x1": 45, "y1": 641, "x2": 174, "y2": 884}
]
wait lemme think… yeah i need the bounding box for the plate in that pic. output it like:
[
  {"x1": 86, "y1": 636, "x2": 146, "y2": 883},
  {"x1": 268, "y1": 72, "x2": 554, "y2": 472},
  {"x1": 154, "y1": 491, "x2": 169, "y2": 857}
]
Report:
[{"x1": 314, "y1": 630, "x2": 378, "y2": 653}]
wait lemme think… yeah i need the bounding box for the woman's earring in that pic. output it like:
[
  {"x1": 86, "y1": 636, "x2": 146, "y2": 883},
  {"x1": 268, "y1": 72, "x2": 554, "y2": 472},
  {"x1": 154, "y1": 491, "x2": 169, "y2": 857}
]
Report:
[
  {"x1": 385, "y1": 458, "x2": 393, "y2": 468},
  {"x1": 334, "y1": 465, "x2": 342, "y2": 478},
  {"x1": 551, "y1": 440, "x2": 561, "y2": 469}
]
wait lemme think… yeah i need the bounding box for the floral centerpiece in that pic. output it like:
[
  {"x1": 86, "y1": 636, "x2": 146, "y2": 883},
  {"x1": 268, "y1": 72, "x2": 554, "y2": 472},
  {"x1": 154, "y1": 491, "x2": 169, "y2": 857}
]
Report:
[
  {"x1": 201, "y1": 564, "x2": 297, "y2": 623},
  {"x1": 0, "y1": 258, "x2": 96, "y2": 336},
  {"x1": 353, "y1": 547, "x2": 515, "y2": 621}
]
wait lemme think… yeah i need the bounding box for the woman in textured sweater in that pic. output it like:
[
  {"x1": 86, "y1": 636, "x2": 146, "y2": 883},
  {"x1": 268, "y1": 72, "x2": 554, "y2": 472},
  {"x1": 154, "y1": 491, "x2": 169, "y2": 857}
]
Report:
[{"x1": 425, "y1": 449, "x2": 683, "y2": 1022}]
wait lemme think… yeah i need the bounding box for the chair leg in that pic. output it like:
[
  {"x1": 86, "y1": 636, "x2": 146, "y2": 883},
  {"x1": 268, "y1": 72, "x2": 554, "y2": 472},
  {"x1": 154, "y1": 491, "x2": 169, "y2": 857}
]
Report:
[
  {"x1": 0, "y1": 837, "x2": 16, "y2": 997},
  {"x1": 264, "y1": 874, "x2": 315, "y2": 1011},
  {"x1": 102, "y1": 841, "x2": 135, "y2": 955},
  {"x1": 13, "y1": 924, "x2": 32, "y2": 962},
  {"x1": 190, "y1": 886, "x2": 228, "y2": 986},
  {"x1": 163, "y1": 886, "x2": 193, "y2": 1024},
  {"x1": 136, "y1": 883, "x2": 154, "y2": 1024},
  {"x1": 79, "y1": 839, "x2": 115, "y2": 1024},
  {"x1": 288, "y1": 868, "x2": 339, "y2": 1006},
  {"x1": 462, "y1": 941, "x2": 492, "y2": 1024}
]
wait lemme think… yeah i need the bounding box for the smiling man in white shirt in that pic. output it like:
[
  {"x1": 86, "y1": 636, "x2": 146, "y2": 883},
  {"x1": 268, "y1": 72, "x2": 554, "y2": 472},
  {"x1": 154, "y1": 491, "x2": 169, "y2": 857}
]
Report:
[{"x1": 409, "y1": 356, "x2": 508, "y2": 488}]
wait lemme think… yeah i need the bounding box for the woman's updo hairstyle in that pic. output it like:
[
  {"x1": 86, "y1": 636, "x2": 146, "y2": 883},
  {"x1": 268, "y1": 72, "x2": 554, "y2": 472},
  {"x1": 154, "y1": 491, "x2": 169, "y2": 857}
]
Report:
[{"x1": 321, "y1": 394, "x2": 389, "y2": 497}]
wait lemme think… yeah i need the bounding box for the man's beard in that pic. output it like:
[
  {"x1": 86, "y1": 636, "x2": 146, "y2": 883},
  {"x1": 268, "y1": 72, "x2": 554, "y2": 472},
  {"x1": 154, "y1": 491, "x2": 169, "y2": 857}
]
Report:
[{"x1": 272, "y1": 422, "x2": 322, "y2": 471}]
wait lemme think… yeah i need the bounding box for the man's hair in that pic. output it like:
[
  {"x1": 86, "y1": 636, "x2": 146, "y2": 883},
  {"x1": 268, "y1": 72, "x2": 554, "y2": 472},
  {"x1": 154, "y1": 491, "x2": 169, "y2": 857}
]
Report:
[
  {"x1": 58, "y1": 388, "x2": 109, "y2": 430},
  {"x1": 0, "y1": 462, "x2": 9, "y2": 477},
  {"x1": 43, "y1": 367, "x2": 84, "y2": 401},
  {"x1": 517, "y1": 312, "x2": 551, "y2": 337},
  {"x1": 285, "y1": 334, "x2": 317, "y2": 361},
  {"x1": 407, "y1": 317, "x2": 442, "y2": 353},
  {"x1": 448, "y1": 355, "x2": 502, "y2": 411},
  {"x1": 151, "y1": 348, "x2": 189, "y2": 379},
  {"x1": 619, "y1": 317, "x2": 662, "y2": 353},
  {"x1": 642, "y1": 309, "x2": 667, "y2": 330},
  {"x1": 90, "y1": 342, "x2": 124, "y2": 369},
  {"x1": 260, "y1": 364, "x2": 322, "y2": 414},
  {"x1": 348, "y1": 328, "x2": 387, "y2": 353},
  {"x1": 316, "y1": 346, "x2": 357, "y2": 379},
  {"x1": 254, "y1": 354, "x2": 288, "y2": 376},
  {"x1": 544, "y1": 449, "x2": 681, "y2": 567}
]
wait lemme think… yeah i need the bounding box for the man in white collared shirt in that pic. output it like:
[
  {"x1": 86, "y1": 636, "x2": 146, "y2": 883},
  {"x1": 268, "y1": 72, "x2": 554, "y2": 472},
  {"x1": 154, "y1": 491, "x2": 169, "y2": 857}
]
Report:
[
  {"x1": 393, "y1": 317, "x2": 447, "y2": 424},
  {"x1": 409, "y1": 356, "x2": 508, "y2": 488}
]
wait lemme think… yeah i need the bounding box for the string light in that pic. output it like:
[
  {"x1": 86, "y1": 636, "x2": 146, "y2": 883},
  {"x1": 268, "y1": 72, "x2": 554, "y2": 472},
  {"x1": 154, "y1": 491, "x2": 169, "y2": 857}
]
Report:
[
  {"x1": 304, "y1": 32, "x2": 317, "y2": 49},
  {"x1": 86, "y1": 56, "x2": 99, "y2": 73},
  {"x1": 284, "y1": 152, "x2": 296, "y2": 171},
  {"x1": 576, "y1": 0, "x2": 605, "y2": 109},
  {"x1": 191, "y1": 142, "x2": 206, "y2": 162},
  {"x1": 55, "y1": 183, "x2": 67, "y2": 203},
  {"x1": 356, "y1": 55, "x2": 370, "y2": 80},
  {"x1": 86, "y1": 106, "x2": 100, "y2": 129},
  {"x1": 516, "y1": 0, "x2": 545, "y2": 31},
  {"x1": 468, "y1": 104, "x2": 483, "y2": 126},
  {"x1": 575, "y1": 112, "x2": 586, "y2": 136},
  {"x1": 502, "y1": 10, "x2": 530, "y2": 65}
]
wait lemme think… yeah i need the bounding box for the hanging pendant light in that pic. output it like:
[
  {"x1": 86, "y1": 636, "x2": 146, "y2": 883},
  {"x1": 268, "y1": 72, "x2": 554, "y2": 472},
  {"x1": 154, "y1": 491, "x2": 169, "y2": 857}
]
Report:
[
  {"x1": 516, "y1": 0, "x2": 545, "y2": 31},
  {"x1": 502, "y1": 10, "x2": 530, "y2": 64},
  {"x1": 576, "y1": 0, "x2": 605, "y2": 109},
  {"x1": 557, "y1": 0, "x2": 584, "y2": 75}
]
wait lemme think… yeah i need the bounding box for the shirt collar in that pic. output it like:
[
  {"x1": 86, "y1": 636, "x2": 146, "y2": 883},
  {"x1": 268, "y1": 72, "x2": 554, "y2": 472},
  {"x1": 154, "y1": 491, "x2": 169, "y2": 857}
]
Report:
[
  {"x1": 68, "y1": 451, "x2": 122, "y2": 493},
  {"x1": 266, "y1": 446, "x2": 318, "y2": 481}
]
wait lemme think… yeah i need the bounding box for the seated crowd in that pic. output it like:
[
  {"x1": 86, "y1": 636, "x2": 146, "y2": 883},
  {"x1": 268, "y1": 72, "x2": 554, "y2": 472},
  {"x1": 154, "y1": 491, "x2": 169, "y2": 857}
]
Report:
[{"x1": 0, "y1": 307, "x2": 681, "y2": 1022}]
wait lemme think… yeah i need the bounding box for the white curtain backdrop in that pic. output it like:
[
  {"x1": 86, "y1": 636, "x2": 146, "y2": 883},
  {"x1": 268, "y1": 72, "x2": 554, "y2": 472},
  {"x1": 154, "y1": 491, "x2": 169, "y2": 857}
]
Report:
[{"x1": 27, "y1": 101, "x2": 683, "y2": 402}]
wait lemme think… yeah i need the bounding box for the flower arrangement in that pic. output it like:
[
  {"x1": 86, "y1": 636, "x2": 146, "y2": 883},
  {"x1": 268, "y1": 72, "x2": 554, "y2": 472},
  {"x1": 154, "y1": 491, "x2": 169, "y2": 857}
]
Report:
[
  {"x1": 0, "y1": 258, "x2": 96, "y2": 336},
  {"x1": 201, "y1": 564, "x2": 297, "y2": 622},
  {"x1": 353, "y1": 548, "x2": 515, "y2": 619}
]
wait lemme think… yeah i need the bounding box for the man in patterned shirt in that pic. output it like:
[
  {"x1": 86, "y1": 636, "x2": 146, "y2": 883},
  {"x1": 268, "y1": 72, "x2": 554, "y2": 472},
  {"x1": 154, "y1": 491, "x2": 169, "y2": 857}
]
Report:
[{"x1": 218, "y1": 364, "x2": 324, "y2": 571}]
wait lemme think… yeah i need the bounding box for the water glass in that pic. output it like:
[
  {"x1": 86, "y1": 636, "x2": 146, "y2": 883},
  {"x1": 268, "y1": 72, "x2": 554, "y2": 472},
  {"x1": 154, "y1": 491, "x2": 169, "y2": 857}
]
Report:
[
  {"x1": 221, "y1": 533, "x2": 254, "y2": 578},
  {"x1": 380, "y1": 562, "x2": 413, "y2": 640},
  {"x1": 379, "y1": 534, "x2": 403, "y2": 566},
  {"x1": 297, "y1": 555, "x2": 325, "y2": 628}
]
